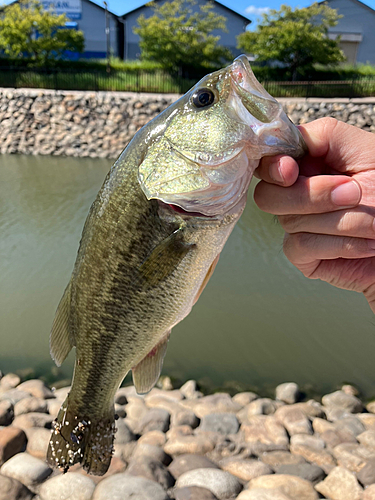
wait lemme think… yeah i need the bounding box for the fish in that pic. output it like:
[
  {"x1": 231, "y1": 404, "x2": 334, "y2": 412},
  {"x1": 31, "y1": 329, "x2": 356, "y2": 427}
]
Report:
[{"x1": 46, "y1": 55, "x2": 306, "y2": 475}]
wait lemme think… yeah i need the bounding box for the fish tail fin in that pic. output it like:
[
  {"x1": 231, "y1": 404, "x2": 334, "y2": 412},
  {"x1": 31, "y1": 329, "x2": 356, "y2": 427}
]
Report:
[{"x1": 46, "y1": 395, "x2": 115, "y2": 476}]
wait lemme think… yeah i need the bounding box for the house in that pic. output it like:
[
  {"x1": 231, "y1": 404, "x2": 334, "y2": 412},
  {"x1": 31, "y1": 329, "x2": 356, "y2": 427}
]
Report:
[
  {"x1": 121, "y1": 0, "x2": 251, "y2": 60},
  {"x1": 324, "y1": 0, "x2": 375, "y2": 64},
  {"x1": 1, "y1": 0, "x2": 123, "y2": 59}
]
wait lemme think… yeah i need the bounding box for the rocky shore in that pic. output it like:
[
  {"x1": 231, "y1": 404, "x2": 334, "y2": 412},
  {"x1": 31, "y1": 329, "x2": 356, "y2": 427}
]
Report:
[
  {"x1": 0, "y1": 89, "x2": 374, "y2": 159},
  {"x1": 2, "y1": 373, "x2": 375, "y2": 499}
]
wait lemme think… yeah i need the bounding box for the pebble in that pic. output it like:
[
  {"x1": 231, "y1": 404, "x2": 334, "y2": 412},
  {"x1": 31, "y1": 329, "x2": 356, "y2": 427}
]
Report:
[
  {"x1": 237, "y1": 489, "x2": 292, "y2": 500},
  {"x1": 3, "y1": 374, "x2": 375, "y2": 498},
  {"x1": 14, "y1": 397, "x2": 48, "y2": 416},
  {"x1": 17, "y1": 380, "x2": 54, "y2": 400},
  {"x1": 0, "y1": 374, "x2": 20, "y2": 390},
  {"x1": 181, "y1": 394, "x2": 241, "y2": 418},
  {"x1": 247, "y1": 474, "x2": 319, "y2": 500},
  {"x1": 132, "y1": 442, "x2": 171, "y2": 465},
  {"x1": 220, "y1": 457, "x2": 273, "y2": 481},
  {"x1": 115, "y1": 418, "x2": 135, "y2": 444},
  {"x1": 24, "y1": 427, "x2": 51, "y2": 459},
  {"x1": 127, "y1": 455, "x2": 175, "y2": 489},
  {"x1": 0, "y1": 452, "x2": 52, "y2": 491},
  {"x1": 275, "y1": 463, "x2": 325, "y2": 483},
  {"x1": 274, "y1": 406, "x2": 312, "y2": 436},
  {"x1": 315, "y1": 466, "x2": 363, "y2": 500},
  {"x1": 169, "y1": 454, "x2": 219, "y2": 478},
  {"x1": 139, "y1": 408, "x2": 170, "y2": 434},
  {"x1": 275, "y1": 383, "x2": 300, "y2": 404},
  {"x1": 0, "y1": 474, "x2": 33, "y2": 500},
  {"x1": 0, "y1": 91, "x2": 374, "y2": 158},
  {"x1": 260, "y1": 451, "x2": 307, "y2": 469},
  {"x1": 179, "y1": 380, "x2": 202, "y2": 400},
  {"x1": 242, "y1": 415, "x2": 289, "y2": 451},
  {"x1": 11, "y1": 412, "x2": 53, "y2": 430},
  {"x1": 92, "y1": 474, "x2": 169, "y2": 500},
  {"x1": 38, "y1": 472, "x2": 96, "y2": 500},
  {"x1": 174, "y1": 486, "x2": 219, "y2": 500},
  {"x1": 199, "y1": 413, "x2": 239, "y2": 435},
  {"x1": 232, "y1": 392, "x2": 259, "y2": 407},
  {"x1": 0, "y1": 427, "x2": 27, "y2": 465},
  {"x1": 0, "y1": 400, "x2": 13, "y2": 426},
  {"x1": 164, "y1": 434, "x2": 215, "y2": 456},
  {"x1": 363, "y1": 484, "x2": 375, "y2": 500},
  {"x1": 176, "y1": 468, "x2": 242, "y2": 499},
  {"x1": 322, "y1": 390, "x2": 363, "y2": 413}
]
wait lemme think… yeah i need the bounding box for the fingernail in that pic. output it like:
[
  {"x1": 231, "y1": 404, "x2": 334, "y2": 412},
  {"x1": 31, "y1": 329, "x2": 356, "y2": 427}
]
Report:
[
  {"x1": 331, "y1": 181, "x2": 361, "y2": 207},
  {"x1": 269, "y1": 161, "x2": 284, "y2": 184}
]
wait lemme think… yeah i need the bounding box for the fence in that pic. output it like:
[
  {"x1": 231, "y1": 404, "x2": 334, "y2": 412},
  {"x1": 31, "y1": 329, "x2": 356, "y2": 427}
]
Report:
[{"x1": 0, "y1": 66, "x2": 375, "y2": 97}]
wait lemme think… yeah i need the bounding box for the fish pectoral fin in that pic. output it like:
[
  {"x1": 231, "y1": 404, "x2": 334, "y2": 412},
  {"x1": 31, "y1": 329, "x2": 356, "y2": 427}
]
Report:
[
  {"x1": 132, "y1": 331, "x2": 171, "y2": 395},
  {"x1": 193, "y1": 253, "x2": 220, "y2": 305},
  {"x1": 139, "y1": 228, "x2": 194, "y2": 288},
  {"x1": 50, "y1": 282, "x2": 75, "y2": 367}
]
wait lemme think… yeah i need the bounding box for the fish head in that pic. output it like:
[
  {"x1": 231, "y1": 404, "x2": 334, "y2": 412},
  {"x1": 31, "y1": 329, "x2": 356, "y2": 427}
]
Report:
[{"x1": 138, "y1": 55, "x2": 306, "y2": 217}]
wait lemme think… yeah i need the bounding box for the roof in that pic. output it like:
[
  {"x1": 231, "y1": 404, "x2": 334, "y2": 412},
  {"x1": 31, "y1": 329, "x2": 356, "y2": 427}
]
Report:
[
  {"x1": 121, "y1": 0, "x2": 251, "y2": 25},
  {"x1": 0, "y1": 0, "x2": 118, "y2": 17},
  {"x1": 321, "y1": 0, "x2": 375, "y2": 15}
]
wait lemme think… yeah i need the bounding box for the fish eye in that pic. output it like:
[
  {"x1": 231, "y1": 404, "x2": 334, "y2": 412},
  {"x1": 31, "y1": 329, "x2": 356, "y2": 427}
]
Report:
[{"x1": 191, "y1": 88, "x2": 216, "y2": 108}]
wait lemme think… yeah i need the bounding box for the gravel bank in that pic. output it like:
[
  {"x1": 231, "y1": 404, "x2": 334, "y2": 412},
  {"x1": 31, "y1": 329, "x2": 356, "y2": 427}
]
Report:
[
  {"x1": 2, "y1": 373, "x2": 375, "y2": 499},
  {"x1": 0, "y1": 89, "x2": 374, "y2": 159}
]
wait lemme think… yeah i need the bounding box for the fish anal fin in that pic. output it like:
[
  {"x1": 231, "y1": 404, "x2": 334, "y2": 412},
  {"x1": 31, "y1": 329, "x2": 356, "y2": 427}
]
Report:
[
  {"x1": 139, "y1": 228, "x2": 194, "y2": 288},
  {"x1": 193, "y1": 253, "x2": 220, "y2": 305},
  {"x1": 132, "y1": 331, "x2": 171, "y2": 395},
  {"x1": 50, "y1": 282, "x2": 74, "y2": 367}
]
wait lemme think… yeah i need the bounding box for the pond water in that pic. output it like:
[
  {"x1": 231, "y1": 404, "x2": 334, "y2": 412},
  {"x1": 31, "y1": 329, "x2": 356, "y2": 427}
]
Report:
[{"x1": 1, "y1": 154, "x2": 375, "y2": 397}]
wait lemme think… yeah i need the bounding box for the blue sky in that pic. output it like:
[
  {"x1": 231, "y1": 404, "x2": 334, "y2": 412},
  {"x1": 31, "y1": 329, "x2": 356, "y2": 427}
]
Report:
[
  {"x1": 106, "y1": 0, "x2": 375, "y2": 20},
  {"x1": 1, "y1": 0, "x2": 375, "y2": 25}
]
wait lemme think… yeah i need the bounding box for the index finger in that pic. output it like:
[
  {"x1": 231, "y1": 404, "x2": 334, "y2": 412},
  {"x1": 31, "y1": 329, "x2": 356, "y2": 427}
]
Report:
[{"x1": 298, "y1": 118, "x2": 375, "y2": 174}]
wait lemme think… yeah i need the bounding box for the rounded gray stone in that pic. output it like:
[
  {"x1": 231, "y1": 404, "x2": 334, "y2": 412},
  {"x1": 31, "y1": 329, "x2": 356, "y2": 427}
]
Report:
[
  {"x1": 92, "y1": 474, "x2": 169, "y2": 500},
  {"x1": 39, "y1": 473, "x2": 96, "y2": 500},
  {"x1": 0, "y1": 452, "x2": 52, "y2": 490},
  {"x1": 0, "y1": 474, "x2": 33, "y2": 500},
  {"x1": 176, "y1": 468, "x2": 242, "y2": 500},
  {"x1": 14, "y1": 397, "x2": 48, "y2": 417},
  {"x1": 322, "y1": 391, "x2": 363, "y2": 413},
  {"x1": 199, "y1": 413, "x2": 239, "y2": 435},
  {"x1": 139, "y1": 408, "x2": 170, "y2": 433},
  {"x1": 127, "y1": 456, "x2": 175, "y2": 489},
  {"x1": 174, "y1": 486, "x2": 219, "y2": 500},
  {"x1": 275, "y1": 463, "x2": 325, "y2": 483},
  {"x1": 357, "y1": 460, "x2": 375, "y2": 486},
  {"x1": 17, "y1": 380, "x2": 54, "y2": 400},
  {"x1": 115, "y1": 417, "x2": 135, "y2": 444},
  {"x1": 0, "y1": 374, "x2": 21, "y2": 390},
  {"x1": 0, "y1": 400, "x2": 14, "y2": 426},
  {"x1": 169, "y1": 454, "x2": 219, "y2": 478},
  {"x1": 132, "y1": 443, "x2": 171, "y2": 465},
  {"x1": 275, "y1": 383, "x2": 300, "y2": 404}
]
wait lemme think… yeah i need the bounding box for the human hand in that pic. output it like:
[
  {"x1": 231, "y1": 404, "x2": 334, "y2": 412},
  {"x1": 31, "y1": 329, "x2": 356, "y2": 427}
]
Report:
[{"x1": 254, "y1": 117, "x2": 375, "y2": 313}]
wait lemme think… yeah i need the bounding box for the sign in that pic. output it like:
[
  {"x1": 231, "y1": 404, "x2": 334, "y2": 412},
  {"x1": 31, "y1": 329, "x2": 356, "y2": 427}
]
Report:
[{"x1": 42, "y1": 0, "x2": 82, "y2": 20}]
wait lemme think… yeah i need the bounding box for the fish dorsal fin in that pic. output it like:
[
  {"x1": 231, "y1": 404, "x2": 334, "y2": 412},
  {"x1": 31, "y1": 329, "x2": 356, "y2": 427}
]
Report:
[
  {"x1": 132, "y1": 331, "x2": 171, "y2": 395},
  {"x1": 50, "y1": 282, "x2": 74, "y2": 367},
  {"x1": 139, "y1": 228, "x2": 194, "y2": 288}
]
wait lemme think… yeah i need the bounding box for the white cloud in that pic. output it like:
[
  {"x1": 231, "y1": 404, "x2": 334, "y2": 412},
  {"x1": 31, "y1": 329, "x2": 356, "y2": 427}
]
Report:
[{"x1": 245, "y1": 5, "x2": 270, "y2": 15}]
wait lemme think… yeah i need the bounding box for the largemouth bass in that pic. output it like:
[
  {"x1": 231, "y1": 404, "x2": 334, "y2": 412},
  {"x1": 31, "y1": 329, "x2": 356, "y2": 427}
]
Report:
[{"x1": 47, "y1": 55, "x2": 306, "y2": 475}]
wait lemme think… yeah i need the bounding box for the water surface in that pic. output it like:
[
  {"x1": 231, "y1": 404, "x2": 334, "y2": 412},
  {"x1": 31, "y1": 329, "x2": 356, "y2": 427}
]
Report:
[{"x1": 1, "y1": 154, "x2": 375, "y2": 397}]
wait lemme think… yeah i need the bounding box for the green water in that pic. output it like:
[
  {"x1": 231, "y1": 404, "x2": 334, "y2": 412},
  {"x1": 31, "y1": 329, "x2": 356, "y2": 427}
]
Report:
[{"x1": 1, "y1": 154, "x2": 375, "y2": 397}]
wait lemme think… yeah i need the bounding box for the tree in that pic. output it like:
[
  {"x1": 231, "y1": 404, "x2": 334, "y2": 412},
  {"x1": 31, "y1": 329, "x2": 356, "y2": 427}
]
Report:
[
  {"x1": 133, "y1": 0, "x2": 233, "y2": 75},
  {"x1": 237, "y1": 3, "x2": 346, "y2": 80},
  {"x1": 0, "y1": 0, "x2": 84, "y2": 66}
]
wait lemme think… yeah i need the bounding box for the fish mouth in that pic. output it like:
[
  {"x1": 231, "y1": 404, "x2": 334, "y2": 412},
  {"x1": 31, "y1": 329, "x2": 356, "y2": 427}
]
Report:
[{"x1": 158, "y1": 200, "x2": 214, "y2": 218}]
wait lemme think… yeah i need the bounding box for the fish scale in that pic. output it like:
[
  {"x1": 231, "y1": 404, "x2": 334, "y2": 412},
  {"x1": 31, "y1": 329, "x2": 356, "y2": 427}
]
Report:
[{"x1": 47, "y1": 55, "x2": 306, "y2": 475}]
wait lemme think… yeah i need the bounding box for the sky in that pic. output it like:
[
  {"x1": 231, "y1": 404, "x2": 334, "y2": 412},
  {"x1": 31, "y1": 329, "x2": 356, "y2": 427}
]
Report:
[
  {"x1": 1, "y1": 0, "x2": 375, "y2": 25},
  {"x1": 104, "y1": 0, "x2": 375, "y2": 21}
]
